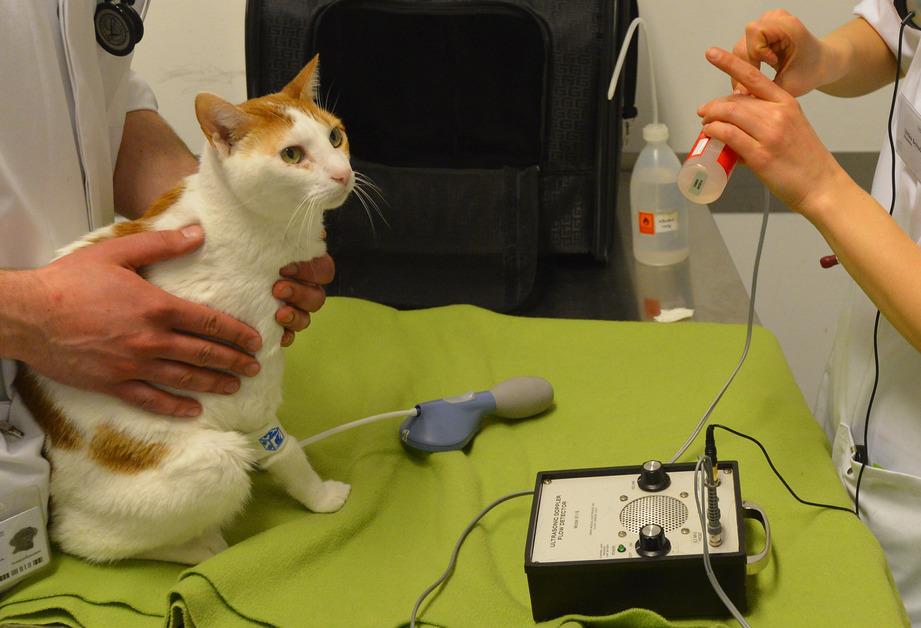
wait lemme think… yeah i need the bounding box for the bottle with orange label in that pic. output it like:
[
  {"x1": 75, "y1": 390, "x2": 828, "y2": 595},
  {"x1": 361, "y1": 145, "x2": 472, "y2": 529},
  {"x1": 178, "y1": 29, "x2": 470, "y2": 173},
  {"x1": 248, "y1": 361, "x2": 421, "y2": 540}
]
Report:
[
  {"x1": 678, "y1": 130, "x2": 739, "y2": 204},
  {"x1": 630, "y1": 123, "x2": 690, "y2": 266}
]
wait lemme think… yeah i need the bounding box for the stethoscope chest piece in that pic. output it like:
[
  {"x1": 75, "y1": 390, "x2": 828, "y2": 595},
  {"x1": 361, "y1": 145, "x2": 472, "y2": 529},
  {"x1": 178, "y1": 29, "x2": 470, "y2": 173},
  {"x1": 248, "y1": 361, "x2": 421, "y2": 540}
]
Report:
[{"x1": 94, "y1": 0, "x2": 144, "y2": 57}]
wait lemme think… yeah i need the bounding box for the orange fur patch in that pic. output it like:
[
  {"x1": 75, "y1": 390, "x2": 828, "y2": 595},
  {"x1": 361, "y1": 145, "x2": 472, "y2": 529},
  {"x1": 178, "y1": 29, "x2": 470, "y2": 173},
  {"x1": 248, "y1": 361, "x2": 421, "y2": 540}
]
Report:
[
  {"x1": 89, "y1": 423, "x2": 168, "y2": 474},
  {"x1": 88, "y1": 184, "x2": 184, "y2": 244},
  {"x1": 141, "y1": 184, "x2": 185, "y2": 221},
  {"x1": 14, "y1": 370, "x2": 84, "y2": 451},
  {"x1": 237, "y1": 93, "x2": 349, "y2": 157}
]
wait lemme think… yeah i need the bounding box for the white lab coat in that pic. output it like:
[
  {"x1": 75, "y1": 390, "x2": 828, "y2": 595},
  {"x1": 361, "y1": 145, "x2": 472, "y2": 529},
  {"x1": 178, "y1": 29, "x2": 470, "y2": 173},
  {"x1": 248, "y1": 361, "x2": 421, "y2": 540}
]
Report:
[
  {"x1": 817, "y1": 1, "x2": 921, "y2": 623},
  {"x1": 0, "y1": 0, "x2": 155, "y2": 515}
]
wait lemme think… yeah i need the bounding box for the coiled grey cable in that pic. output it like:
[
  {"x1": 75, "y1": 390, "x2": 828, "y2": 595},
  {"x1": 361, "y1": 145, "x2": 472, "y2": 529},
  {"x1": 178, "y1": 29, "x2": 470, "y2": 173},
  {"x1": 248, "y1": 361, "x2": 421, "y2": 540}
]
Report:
[
  {"x1": 694, "y1": 456, "x2": 751, "y2": 627},
  {"x1": 669, "y1": 185, "x2": 771, "y2": 463}
]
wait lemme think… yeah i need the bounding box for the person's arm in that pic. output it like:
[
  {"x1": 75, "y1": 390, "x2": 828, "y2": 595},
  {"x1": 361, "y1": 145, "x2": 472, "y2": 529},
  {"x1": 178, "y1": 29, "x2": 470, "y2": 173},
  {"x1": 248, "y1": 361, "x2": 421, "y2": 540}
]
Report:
[
  {"x1": 807, "y1": 174, "x2": 921, "y2": 351},
  {"x1": 732, "y1": 11, "x2": 896, "y2": 97},
  {"x1": 699, "y1": 48, "x2": 921, "y2": 352},
  {"x1": 818, "y1": 17, "x2": 899, "y2": 97},
  {"x1": 114, "y1": 109, "x2": 198, "y2": 220}
]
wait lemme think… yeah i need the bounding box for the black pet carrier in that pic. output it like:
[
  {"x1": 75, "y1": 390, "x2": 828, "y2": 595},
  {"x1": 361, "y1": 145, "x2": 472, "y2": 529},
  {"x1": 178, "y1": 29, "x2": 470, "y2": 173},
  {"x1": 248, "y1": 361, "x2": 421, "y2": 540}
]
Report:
[{"x1": 245, "y1": 0, "x2": 639, "y2": 311}]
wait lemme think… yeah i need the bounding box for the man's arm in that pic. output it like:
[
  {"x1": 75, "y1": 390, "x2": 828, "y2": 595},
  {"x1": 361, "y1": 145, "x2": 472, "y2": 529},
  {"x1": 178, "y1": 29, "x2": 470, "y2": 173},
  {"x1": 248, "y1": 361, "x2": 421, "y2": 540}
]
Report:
[{"x1": 113, "y1": 109, "x2": 199, "y2": 219}]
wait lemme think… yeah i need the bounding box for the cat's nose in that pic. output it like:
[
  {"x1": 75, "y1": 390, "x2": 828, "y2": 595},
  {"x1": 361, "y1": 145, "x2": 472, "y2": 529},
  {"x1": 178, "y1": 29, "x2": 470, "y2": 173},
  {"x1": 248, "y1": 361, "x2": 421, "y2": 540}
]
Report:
[{"x1": 329, "y1": 167, "x2": 352, "y2": 186}]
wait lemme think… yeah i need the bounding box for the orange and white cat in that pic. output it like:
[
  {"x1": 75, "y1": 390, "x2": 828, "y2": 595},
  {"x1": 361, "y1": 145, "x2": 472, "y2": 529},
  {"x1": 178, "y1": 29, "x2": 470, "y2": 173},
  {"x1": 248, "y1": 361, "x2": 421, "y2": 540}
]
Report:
[{"x1": 15, "y1": 56, "x2": 352, "y2": 564}]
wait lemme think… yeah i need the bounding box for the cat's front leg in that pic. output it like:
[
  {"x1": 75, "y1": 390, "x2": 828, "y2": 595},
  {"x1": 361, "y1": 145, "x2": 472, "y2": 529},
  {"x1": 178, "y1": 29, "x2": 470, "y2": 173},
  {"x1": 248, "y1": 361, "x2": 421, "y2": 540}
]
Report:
[{"x1": 261, "y1": 430, "x2": 350, "y2": 513}]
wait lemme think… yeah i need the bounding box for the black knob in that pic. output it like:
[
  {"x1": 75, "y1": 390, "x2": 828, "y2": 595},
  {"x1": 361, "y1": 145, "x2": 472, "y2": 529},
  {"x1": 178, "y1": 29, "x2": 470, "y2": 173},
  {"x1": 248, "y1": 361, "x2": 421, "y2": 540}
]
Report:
[
  {"x1": 637, "y1": 460, "x2": 670, "y2": 492},
  {"x1": 635, "y1": 523, "x2": 671, "y2": 558}
]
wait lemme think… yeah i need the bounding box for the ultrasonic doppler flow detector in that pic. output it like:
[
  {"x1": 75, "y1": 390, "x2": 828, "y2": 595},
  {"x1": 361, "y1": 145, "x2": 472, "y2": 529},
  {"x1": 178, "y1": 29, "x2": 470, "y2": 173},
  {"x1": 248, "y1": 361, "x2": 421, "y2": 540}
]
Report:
[{"x1": 524, "y1": 460, "x2": 769, "y2": 620}]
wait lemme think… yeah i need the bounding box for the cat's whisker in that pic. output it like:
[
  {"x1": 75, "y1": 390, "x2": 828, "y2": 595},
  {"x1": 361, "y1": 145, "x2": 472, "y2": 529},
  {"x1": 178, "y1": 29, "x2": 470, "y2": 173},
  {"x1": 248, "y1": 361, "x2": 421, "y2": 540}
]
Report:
[
  {"x1": 351, "y1": 185, "x2": 378, "y2": 238},
  {"x1": 353, "y1": 173, "x2": 388, "y2": 208},
  {"x1": 322, "y1": 81, "x2": 334, "y2": 111},
  {"x1": 305, "y1": 199, "x2": 323, "y2": 252},
  {"x1": 296, "y1": 193, "x2": 323, "y2": 254},
  {"x1": 353, "y1": 172, "x2": 383, "y2": 195},
  {"x1": 323, "y1": 80, "x2": 341, "y2": 114},
  {"x1": 288, "y1": 189, "x2": 322, "y2": 250},
  {"x1": 354, "y1": 181, "x2": 390, "y2": 230},
  {"x1": 286, "y1": 193, "x2": 311, "y2": 231},
  {"x1": 284, "y1": 192, "x2": 315, "y2": 244}
]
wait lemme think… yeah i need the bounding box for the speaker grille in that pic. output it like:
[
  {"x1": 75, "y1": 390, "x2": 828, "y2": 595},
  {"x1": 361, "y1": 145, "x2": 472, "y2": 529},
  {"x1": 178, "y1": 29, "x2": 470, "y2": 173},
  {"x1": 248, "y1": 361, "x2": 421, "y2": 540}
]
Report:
[{"x1": 619, "y1": 495, "x2": 688, "y2": 533}]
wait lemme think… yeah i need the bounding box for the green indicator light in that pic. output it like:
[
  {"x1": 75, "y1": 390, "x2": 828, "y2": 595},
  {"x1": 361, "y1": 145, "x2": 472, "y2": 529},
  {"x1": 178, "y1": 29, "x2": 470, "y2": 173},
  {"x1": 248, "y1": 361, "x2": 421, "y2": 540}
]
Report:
[{"x1": 617, "y1": 544, "x2": 626, "y2": 553}]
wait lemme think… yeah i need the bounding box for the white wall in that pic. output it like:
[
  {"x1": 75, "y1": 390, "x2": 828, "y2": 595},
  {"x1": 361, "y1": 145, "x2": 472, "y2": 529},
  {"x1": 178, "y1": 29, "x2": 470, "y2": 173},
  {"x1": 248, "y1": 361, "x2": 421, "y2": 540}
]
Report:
[
  {"x1": 136, "y1": 0, "x2": 891, "y2": 154},
  {"x1": 713, "y1": 212, "x2": 855, "y2": 407},
  {"x1": 132, "y1": 0, "x2": 248, "y2": 151}
]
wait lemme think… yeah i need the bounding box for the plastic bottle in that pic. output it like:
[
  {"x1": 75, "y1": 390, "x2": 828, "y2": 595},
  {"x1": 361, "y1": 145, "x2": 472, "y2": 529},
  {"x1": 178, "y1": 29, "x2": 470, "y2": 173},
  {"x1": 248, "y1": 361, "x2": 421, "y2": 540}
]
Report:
[
  {"x1": 678, "y1": 130, "x2": 739, "y2": 204},
  {"x1": 630, "y1": 123, "x2": 689, "y2": 266}
]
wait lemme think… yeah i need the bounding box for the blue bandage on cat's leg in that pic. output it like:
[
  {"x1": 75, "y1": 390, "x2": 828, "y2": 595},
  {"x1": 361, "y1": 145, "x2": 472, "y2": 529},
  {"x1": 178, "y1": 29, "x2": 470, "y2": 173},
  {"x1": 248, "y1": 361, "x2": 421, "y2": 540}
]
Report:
[{"x1": 260, "y1": 424, "x2": 350, "y2": 513}]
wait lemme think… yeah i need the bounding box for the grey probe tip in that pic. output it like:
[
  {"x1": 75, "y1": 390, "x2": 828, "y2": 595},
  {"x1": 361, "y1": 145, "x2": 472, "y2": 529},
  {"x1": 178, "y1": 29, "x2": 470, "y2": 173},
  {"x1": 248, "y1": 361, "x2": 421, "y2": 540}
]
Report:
[{"x1": 489, "y1": 376, "x2": 554, "y2": 419}]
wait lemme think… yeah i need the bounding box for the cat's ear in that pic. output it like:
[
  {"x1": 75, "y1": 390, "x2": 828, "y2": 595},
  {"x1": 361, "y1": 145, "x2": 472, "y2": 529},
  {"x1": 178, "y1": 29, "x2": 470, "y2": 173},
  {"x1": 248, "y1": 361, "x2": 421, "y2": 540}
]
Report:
[
  {"x1": 195, "y1": 93, "x2": 256, "y2": 154},
  {"x1": 282, "y1": 54, "x2": 320, "y2": 103}
]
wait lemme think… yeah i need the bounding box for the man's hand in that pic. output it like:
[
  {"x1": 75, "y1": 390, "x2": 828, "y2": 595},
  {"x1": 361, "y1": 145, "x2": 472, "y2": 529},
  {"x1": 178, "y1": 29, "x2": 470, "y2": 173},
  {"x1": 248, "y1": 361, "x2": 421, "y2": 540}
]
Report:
[
  {"x1": 1, "y1": 226, "x2": 263, "y2": 417},
  {"x1": 274, "y1": 254, "x2": 335, "y2": 347}
]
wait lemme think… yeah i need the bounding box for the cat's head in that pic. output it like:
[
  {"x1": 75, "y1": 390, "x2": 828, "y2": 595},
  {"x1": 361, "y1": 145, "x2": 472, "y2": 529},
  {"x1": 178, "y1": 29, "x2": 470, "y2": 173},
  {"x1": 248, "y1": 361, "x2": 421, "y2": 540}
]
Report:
[{"x1": 194, "y1": 55, "x2": 353, "y2": 224}]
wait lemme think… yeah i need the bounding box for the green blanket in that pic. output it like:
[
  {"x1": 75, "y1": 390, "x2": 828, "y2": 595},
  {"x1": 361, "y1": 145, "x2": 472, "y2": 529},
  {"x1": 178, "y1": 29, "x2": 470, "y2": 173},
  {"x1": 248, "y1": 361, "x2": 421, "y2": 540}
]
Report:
[{"x1": 0, "y1": 298, "x2": 907, "y2": 627}]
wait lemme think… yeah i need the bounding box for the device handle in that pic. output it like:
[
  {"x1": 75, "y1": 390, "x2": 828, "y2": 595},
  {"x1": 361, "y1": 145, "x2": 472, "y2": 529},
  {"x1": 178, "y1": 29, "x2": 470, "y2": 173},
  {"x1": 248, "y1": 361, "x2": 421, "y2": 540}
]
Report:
[{"x1": 742, "y1": 501, "x2": 771, "y2": 575}]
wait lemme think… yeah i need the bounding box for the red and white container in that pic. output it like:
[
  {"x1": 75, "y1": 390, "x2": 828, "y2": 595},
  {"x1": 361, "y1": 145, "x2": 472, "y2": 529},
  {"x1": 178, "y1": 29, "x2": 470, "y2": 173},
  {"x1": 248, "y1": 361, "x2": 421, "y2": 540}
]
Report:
[{"x1": 678, "y1": 130, "x2": 739, "y2": 204}]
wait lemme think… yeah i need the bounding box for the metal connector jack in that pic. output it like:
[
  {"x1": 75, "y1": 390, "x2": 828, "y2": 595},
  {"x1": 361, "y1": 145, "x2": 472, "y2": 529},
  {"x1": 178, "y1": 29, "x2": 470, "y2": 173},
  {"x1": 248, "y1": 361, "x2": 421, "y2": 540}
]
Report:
[{"x1": 706, "y1": 475, "x2": 722, "y2": 547}]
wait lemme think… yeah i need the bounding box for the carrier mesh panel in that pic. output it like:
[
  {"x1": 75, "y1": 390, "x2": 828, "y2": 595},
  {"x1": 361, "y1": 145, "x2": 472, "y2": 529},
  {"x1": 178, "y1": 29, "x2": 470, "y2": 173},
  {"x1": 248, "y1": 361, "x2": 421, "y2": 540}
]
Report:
[{"x1": 328, "y1": 162, "x2": 540, "y2": 309}]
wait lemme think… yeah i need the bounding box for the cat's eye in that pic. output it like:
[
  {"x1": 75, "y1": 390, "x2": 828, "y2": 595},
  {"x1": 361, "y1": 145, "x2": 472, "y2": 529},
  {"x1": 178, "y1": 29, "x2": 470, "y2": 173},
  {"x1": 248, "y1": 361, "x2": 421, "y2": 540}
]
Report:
[
  {"x1": 280, "y1": 146, "x2": 304, "y2": 164},
  {"x1": 329, "y1": 127, "x2": 344, "y2": 148}
]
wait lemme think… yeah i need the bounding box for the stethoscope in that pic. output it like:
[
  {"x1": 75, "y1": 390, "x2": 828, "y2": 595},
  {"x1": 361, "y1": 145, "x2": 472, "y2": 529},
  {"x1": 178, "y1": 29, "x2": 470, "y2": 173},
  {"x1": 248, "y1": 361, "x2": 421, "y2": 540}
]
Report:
[{"x1": 94, "y1": 0, "x2": 148, "y2": 57}]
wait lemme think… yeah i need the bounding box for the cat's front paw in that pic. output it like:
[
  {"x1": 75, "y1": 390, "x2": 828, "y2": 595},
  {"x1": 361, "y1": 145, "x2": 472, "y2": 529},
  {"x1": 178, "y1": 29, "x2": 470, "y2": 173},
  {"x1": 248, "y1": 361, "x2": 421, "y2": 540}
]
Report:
[{"x1": 304, "y1": 480, "x2": 351, "y2": 513}]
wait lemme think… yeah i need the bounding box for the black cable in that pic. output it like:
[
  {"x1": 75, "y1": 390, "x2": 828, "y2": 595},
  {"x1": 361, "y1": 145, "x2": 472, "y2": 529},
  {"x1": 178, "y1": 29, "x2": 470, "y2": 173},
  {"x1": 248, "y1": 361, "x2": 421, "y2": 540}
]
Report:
[
  {"x1": 855, "y1": 11, "x2": 913, "y2": 517},
  {"x1": 709, "y1": 424, "x2": 856, "y2": 515}
]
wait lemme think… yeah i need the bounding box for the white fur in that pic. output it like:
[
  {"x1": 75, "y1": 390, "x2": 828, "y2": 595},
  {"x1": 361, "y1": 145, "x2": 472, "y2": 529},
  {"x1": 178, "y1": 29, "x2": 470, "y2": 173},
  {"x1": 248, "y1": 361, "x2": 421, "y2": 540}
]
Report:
[{"x1": 38, "y1": 106, "x2": 354, "y2": 564}]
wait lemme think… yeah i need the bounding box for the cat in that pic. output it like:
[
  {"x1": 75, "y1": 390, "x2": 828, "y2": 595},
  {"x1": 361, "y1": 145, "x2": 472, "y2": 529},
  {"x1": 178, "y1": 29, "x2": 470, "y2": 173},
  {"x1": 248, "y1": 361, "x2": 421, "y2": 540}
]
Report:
[{"x1": 14, "y1": 55, "x2": 353, "y2": 565}]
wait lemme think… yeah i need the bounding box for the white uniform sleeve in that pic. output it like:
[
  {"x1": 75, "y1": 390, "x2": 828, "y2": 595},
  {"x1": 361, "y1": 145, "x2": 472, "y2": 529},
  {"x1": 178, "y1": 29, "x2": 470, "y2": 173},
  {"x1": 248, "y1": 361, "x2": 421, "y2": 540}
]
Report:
[
  {"x1": 125, "y1": 69, "x2": 158, "y2": 113},
  {"x1": 854, "y1": 0, "x2": 921, "y2": 73}
]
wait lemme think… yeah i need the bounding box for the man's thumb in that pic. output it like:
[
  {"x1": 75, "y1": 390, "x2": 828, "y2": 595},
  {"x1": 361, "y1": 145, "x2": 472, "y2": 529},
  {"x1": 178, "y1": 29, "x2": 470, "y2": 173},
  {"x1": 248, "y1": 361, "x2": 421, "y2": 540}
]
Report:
[{"x1": 101, "y1": 225, "x2": 205, "y2": 269}]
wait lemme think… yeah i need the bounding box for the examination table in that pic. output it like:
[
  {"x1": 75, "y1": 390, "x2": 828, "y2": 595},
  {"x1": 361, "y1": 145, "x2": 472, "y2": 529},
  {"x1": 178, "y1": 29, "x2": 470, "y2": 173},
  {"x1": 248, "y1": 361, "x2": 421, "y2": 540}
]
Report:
[{"x1": 0, "y1": 297, "x2": 907, "y2": 626}]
